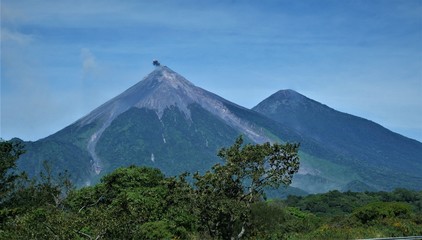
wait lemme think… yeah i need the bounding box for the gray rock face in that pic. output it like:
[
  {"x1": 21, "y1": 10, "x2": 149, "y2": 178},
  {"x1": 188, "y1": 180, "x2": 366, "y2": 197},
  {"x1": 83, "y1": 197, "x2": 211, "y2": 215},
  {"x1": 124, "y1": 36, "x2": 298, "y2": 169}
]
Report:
[{"x1": 76, "y1": 66, "x2": 270, "y2": 174}]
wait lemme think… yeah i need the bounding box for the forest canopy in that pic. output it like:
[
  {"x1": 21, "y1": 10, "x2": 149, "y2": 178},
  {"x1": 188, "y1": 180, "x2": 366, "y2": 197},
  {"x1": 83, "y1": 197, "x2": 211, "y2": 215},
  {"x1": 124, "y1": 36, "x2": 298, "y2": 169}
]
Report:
[{"x1": 1, "y1": 138, "x2": 421, "y2": 239}]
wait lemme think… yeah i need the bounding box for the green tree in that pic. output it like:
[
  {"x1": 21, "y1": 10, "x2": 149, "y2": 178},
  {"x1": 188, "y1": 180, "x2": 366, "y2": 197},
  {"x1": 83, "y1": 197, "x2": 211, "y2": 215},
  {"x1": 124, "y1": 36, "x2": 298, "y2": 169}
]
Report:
[
  {"x1": 1, "y1": 159, "x2": 77, "y2": 239},
  {"x1": 194, "y1": 136, "x2": 300, "y2": 239},
  {"x1": 353, "y1": 202, "x2": 412, "y2": 224},
  {"x1": 65, "y1": 166, "x2": 198, "y2": 239},
  {"x1": 0, "y1": 140, "x2": 25, "y2": 205}
]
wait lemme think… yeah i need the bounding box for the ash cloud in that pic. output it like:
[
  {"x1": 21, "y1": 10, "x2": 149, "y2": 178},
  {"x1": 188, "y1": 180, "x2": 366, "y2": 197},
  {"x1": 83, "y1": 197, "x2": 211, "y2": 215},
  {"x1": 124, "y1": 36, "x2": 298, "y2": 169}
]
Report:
[{"x1": 81, "y1": 48, "x2": 98, "y2": 79}]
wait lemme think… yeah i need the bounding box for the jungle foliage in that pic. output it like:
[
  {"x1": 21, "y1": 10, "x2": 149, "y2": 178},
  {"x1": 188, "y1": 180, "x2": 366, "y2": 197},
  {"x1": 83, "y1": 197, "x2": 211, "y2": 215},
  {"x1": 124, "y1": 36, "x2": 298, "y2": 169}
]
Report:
[{"x1": 1, "y1": 138, "x2": 421, "y2": 239}]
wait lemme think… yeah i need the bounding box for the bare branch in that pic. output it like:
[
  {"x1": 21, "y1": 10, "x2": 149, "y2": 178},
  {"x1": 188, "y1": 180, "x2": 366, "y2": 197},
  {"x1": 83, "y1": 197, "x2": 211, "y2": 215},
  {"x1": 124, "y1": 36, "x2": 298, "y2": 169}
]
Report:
[
  {"x1": 74, "y1": 229, "x2": 93, "y2": 240},
  {"x1": 78, "y1": 196, "x2": 103, "y2": 213}
]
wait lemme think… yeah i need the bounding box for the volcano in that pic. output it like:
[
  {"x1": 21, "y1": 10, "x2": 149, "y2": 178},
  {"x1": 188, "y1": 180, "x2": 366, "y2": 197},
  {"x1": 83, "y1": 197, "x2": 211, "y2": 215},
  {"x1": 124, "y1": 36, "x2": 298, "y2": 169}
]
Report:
[
  {"x1": 18, "y1": 66, "x2": 283, "y2": 186},
  {"x1": 16, "y1": 66, "x2": 422, "y2": 193},
  {"x1": 253, "y1": 90, "x2": 422, "y2": 192}
]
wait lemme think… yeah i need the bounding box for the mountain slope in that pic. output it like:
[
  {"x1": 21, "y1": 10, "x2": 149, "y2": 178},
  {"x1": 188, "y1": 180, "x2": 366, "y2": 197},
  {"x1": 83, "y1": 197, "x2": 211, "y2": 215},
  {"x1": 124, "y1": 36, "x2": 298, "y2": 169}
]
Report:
[
  {"x1": 253, "y1": 89, "x2": 422, "y2": 191},
  {"x1": 16, "y1": 68, "x2": 422, "y2": 193},
  {"x1": 17, "y1": 67, "x2": 279, "y2": 186}
]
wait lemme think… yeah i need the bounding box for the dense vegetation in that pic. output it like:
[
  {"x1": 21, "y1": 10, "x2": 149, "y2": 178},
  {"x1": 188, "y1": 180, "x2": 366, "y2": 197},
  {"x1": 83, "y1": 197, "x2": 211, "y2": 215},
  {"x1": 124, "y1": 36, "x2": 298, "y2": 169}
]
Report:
[{"x1": 1, "y1": 139, "x2": 421, "y2": 239}]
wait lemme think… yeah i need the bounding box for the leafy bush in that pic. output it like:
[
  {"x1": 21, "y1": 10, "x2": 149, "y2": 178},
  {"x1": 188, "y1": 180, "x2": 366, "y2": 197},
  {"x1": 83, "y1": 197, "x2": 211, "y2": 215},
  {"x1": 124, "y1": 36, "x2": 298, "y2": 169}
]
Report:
[
  {"x1": 353, "y1": 202, "x2": 412, "y2": 224},
  {"x1": 135, "y1": 221, "x2": 173, "y2": 240}
]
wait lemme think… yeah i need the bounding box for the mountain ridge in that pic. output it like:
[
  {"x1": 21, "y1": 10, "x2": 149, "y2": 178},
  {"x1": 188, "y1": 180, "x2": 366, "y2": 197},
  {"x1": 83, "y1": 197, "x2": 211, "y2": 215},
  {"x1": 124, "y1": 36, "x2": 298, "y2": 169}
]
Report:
[
  {"x1": 253, "y1": 89, "x2": 422, "y2": 191},
  {"x1": 17, "y1": 66, "x2": 278, "y2": 186},
  {"x1": 74, "y1": 66, "x2": 272, "y2": 174},
  {"x1": 14, "y1": 66, "x2": 422, "y2": 193}
]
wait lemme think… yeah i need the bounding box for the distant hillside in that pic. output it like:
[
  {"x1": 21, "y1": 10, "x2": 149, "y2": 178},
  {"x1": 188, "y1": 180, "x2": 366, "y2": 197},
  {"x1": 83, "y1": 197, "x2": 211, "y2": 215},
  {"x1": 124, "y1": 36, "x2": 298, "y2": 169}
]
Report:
[{"x1": 253, "y1": 89, "x2": 422, "y2": 191}]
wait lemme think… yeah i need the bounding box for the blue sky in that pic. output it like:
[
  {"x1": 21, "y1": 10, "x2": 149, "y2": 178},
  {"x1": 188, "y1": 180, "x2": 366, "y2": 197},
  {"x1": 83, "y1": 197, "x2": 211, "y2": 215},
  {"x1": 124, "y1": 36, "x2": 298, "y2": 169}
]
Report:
[{"x1": 1, "y1": 0, "x2": 421, "y2": 142}]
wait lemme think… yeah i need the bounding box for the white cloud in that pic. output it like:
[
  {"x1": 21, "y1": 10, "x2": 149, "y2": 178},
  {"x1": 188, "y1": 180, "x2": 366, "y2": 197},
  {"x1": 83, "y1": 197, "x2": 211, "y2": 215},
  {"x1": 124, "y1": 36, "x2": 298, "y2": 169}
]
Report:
[{"x1": 1, "y1": 28, "x2": 33, "y2": 44}]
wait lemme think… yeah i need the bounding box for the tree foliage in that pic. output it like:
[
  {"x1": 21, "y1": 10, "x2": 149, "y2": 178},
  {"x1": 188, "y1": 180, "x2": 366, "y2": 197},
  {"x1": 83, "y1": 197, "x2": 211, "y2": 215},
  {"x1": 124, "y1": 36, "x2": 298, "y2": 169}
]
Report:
[
  {"x1": 3, "y1": 136, "x2": 422, "y2": 239},
  {"x1": 353, "y1": 202, "x2": 412, "y2": 224},
  {"x1": 0, "y1": 140, "x2": 25, "y2": 204},
  {"x1": 64, "y1": 166, "x2": 197, "y2": 239},
  {"x1": 193, "y1": 136, "x2": 300, "y2": 239}
]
